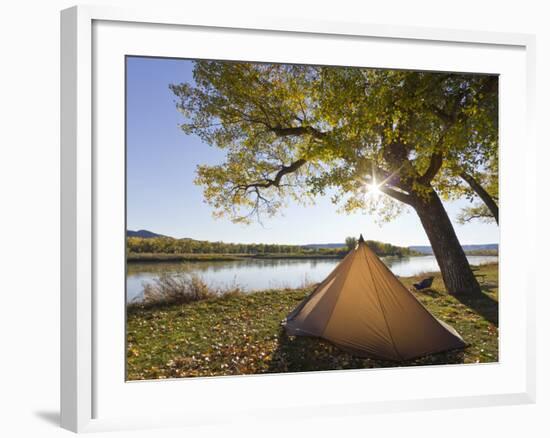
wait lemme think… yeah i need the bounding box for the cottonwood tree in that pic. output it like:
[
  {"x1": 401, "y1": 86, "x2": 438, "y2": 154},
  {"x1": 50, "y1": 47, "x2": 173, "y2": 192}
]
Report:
[{"x1": 170, "y1": 62, "x2": 497, "y2": 295}]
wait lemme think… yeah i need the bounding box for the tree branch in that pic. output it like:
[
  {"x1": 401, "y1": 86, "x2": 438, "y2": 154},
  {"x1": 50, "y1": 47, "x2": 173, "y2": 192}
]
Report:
[
  {"x1": 378, "y1": 186, "x2": 414, "y2": 206},
  {"x1": 479, "y1": 76, "x2": 498, "y2": 96},
  {"x1": 419, "y1": 152, "x2": 443, "y2": 184},
  {"x1": 269, "y1": 125, "x2": 327, "y2": 139},
  {"x1": 460, "y1": 213, "x2": 493, "y2": 223},
  {"x1": 233, "y1": 158, "x2": 308, "y2": 193},
  {"x1": 460, "y1": 172, "x2": 499, "y2": 224},
  {"x1": 427, "y1": 83, "x2": 471, "y2": 127},
  {"x1": 427, "y1": 105, "x2": 454, "y2": 125},
  {"x1": 417, "y1": 115, "x2": 457, "y2": 185}
]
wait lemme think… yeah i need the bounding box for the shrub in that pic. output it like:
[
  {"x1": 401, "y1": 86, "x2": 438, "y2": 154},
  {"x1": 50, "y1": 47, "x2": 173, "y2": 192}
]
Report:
[
  {"x1": 142, "y1": 273, "x2": 214, "y2": 305},
  {"x1": 139, "y1": 273, "x2": 242, "y2": 306}
]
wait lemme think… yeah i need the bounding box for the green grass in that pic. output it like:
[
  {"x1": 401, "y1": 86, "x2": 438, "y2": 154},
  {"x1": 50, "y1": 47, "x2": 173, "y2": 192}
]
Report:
[{"x1": 126, "y1": 263, "x2": 498, "y2": 380}]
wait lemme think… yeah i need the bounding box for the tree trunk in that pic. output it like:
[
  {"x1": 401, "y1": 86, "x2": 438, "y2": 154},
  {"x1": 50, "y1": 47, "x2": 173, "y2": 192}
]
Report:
[
  {"x1": 461, "y1": 172, "x2": 499, "y2": 224},
  {"x1": 412, "y1": 189, "x2": 481, "y2": 296}
]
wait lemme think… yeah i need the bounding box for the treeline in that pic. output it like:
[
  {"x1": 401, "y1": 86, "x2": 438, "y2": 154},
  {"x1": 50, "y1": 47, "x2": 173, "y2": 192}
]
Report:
[
  {"x1": 363, "y1": 240, "x2": 419, "y2": 257},
  {"x1": 127, "y1": 237, "x2": 418, "y2": 258},
  {"x1": 127, "y1": 237, "x2": 339, "y2": 256}
]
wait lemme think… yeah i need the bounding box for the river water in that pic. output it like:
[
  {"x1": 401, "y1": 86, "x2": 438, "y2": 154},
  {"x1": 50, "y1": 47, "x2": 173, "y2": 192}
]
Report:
[{"x1": 126, "y1": 255, "x2": 498, "y2": 302}]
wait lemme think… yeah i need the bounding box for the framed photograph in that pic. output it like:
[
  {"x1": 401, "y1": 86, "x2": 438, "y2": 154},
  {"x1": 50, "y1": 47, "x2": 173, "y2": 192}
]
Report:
[{"x1": 61, "y1": 5, "x2": 536, "y2": 433}]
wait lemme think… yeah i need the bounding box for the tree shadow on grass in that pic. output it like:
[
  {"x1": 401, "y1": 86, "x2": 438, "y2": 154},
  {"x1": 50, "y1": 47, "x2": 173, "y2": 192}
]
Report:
[
  {"x1": 414, "y1": 287, "x2": 442, "y2": 298},
  {"x1": 267, "y1": 328, "x2": 341, "y2": 373},
  {"x1": 453, "y1": 287, "x2": 499, "y2": 327},
  {"x1": 267, "y1": 327, "x2": 465, "y2": 374}
]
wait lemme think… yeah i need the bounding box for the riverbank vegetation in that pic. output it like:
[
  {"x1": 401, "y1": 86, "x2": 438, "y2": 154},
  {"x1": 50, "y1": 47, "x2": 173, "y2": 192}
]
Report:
[
  {"x1": 140, "y1": 273, "x2": 243, "y2": 306},
  {"x1": 127, "y1": 252, "x2": 345, "y2": 263},
  {"x1": 126, "y1": 263, "x2": 498, "y2": 380},
  {"x1": 127, "y1": 236, "x2": 419, "y2": 262},
  {"x1": 464, "y1": 249, "x2": 499, "y2": 256}
]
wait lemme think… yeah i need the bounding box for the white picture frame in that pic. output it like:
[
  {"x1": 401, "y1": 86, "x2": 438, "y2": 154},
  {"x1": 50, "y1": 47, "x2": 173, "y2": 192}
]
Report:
[{"x1": 60, "y1": 4, "x2": 537, "y2": 433}]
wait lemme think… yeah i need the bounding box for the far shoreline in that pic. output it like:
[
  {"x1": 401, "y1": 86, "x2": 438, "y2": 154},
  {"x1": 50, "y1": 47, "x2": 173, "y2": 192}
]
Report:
[
  {"x1": 127, "y1": 252, "x2": 347, "y2": 263},
  {"x1": 126, "y1": 251, "x2": 497, "y2": 263}
]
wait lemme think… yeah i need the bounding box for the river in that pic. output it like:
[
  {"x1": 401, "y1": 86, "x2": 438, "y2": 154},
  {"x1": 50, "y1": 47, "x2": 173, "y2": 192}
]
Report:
[{"x1": 126, "y1": 255, "x2": 498, "y2": 302}]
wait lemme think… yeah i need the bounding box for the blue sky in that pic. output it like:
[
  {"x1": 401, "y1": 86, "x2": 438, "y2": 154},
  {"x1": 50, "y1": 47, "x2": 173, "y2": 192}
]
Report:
[{"x1": 126, "y1": 57, "x2": 499, "y2": 246}]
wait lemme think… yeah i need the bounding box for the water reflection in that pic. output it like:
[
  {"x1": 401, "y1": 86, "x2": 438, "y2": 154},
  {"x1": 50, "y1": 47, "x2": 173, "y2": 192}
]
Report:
[{"x1": 126, "y1": 255, "x2": 497, "y2": 302}]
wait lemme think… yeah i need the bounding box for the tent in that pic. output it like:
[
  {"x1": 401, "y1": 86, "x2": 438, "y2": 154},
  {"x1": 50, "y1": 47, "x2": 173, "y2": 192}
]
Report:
[{"x1": 283, "y1": 235, "x2": 466, "y2": 361}]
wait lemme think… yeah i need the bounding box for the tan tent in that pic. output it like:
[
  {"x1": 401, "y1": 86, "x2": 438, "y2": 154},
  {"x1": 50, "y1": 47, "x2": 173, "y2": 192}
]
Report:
[{"x1": 283, "y1": 235, "x2": 466, "y2": 361}]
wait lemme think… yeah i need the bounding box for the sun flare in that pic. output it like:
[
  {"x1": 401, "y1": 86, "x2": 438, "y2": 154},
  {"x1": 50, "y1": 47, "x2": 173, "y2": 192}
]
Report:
[{"x1": 367, "y1": 177, "x2": 382, "y2": 199}]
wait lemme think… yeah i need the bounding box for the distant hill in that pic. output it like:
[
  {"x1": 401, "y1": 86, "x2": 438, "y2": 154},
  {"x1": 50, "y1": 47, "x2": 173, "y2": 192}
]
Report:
[
  {"x1": 126, "y1": 229, "x2": 168, "y2": 239},
  {"x1": 409, "y1": 244, "x2": 499, "y2": 255}
]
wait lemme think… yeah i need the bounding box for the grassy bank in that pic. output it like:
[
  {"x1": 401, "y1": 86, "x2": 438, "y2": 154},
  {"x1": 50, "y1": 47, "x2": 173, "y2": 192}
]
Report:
[
  {"x1": 126, "y1": 263, "x2": 498, "y2": 380},
  {"x1": 465, "y1": 250, "x2": 499, "y2": 256}
]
